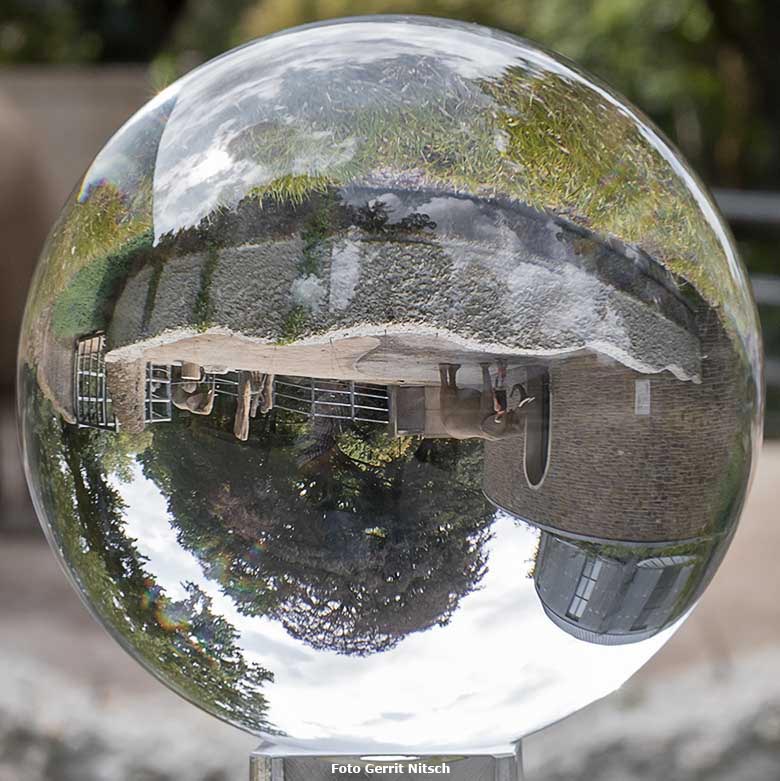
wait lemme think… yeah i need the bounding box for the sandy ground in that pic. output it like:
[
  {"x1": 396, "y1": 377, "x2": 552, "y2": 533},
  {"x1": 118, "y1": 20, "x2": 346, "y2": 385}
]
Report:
[{"x1": 0, "y1": 445, "x2": 778, "y2": 779}]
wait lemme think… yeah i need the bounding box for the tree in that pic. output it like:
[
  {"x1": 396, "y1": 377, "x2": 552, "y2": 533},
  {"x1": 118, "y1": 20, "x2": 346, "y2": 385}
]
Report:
[
  {"x1": 141, "y1": 400, "x2": 495, "y2": 655},
  {"x1": 22, "y1": 375, "x2": 275, "y2": 733},
  {"x1": 0, "y1": 0, "x2": 186, "y2": 64}
]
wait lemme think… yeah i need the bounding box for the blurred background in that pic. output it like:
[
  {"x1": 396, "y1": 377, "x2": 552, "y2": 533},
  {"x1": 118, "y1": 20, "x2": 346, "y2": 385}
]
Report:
[{"x1": 0, "y1": 2, "x2": 778, "y2": 779}]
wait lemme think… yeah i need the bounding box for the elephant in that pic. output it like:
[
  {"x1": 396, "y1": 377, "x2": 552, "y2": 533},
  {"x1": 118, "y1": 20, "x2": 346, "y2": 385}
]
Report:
[{"x1": 438, "y1": 362, "x2": 532, "y2": 441}]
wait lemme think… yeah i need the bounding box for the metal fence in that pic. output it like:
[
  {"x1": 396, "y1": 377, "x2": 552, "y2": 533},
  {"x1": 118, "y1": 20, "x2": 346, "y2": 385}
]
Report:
[
  {"x1": 715, "y1": 189, "x2": 780, "y2": 399},
  {"x1": 74, "y1": 341, "x2": 393, "y2": 431},
  {"x1": 144, "y1": 364, "x2": 173, "y2": 425},
  {"x1": 714, "y1": 189, "x2": 780, "y2": 228},
  {"x1": 273, "y1": 377, "x2": 390, "y2": 424},
  {"x1": 74, "y1": 333, "x2": 115, "y2": 429},
  {"x1": 74, "y1": 333, "x2": 172, "y2": 430}
]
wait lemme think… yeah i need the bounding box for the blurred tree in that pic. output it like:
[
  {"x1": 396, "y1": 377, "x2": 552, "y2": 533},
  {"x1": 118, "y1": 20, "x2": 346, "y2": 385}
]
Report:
[
  {"x1": 90, "y1": 428, "x2": 154, "y2": 482},
  {"x1": 0, "y1": 0, "x2": 186, "y2": 63},
  {"x1": 165, "y1": 0, "x2": 257, "y2": 60},
  {"x1": 4, "y1": 0, "x2": 779, "y2": 187}
]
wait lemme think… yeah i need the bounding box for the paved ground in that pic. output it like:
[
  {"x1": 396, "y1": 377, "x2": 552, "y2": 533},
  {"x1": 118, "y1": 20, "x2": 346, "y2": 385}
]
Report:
[
  {"x1": 23, "y1": 307, "x2": 75, "y2": 424},
  {"x1": 0, "y1": 444, "x2": 778, "y2": 780}
]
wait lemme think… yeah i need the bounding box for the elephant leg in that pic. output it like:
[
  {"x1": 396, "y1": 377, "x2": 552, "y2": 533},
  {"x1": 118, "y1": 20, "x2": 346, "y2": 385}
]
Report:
[
  {"x1": 260, "y1": 374, "x2": 275, "y2": 414},
  {"x1": 481, "y1": 363, "x2": 494, "y2": 415}
]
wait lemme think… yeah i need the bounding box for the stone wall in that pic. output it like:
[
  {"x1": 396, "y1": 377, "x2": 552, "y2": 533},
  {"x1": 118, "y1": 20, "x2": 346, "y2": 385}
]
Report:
[
  {"x1": 106, "y1": 227, "x2": 700, "y2": 381},
  {"x1": 483, "y1": 308, "x2": 752, "y2": 542}
]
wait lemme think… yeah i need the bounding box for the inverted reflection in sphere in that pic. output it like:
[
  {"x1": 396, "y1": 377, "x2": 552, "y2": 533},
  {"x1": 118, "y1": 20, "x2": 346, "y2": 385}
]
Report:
[{"x1": 18, "y1": 16, "x2": 762, "y2": 755}]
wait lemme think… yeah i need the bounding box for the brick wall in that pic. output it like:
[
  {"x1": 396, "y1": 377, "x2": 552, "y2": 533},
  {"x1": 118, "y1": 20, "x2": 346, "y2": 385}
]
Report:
[{"x1": 483, "y1": 308, "x2": 752, "y2": 542}]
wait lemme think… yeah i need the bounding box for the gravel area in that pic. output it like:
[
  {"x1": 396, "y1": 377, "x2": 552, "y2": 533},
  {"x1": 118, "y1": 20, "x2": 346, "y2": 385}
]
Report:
[
  {"x1": 525, "y1": 648, "x2": 780, "y2": 781},
  {"x1": 0, "y1": 646, "x2": 778, "y2": 781}
]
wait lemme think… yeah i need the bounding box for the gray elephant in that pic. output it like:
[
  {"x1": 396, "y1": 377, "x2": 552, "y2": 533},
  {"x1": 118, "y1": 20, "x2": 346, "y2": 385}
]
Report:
[{"x1": 438, "y1": 362, "x2": 532, "y2": 441}]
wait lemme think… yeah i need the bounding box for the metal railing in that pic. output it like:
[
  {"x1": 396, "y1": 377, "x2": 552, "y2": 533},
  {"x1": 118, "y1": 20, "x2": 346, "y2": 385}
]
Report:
[
  {"x1": 74, "y1": 333, "x2": 114, "y2": 430},
  {"x1": 74, "y1": 333, "x2": 172, "y2": 430},
  {"x1": 273, "y1": 377, "x2": 390, "y2": 424},
  {"x1": 145, "y1": 364, "x2": 173, "y2": 424},
  {"x1": 714, "y1": 188, "x2": 780, "y2": 228},
  {"x1": 714, "y1": 189, "x2": 780, "y2": 396}
]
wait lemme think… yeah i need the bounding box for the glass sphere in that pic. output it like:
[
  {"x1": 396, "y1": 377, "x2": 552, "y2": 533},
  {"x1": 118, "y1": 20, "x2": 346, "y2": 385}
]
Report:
[{"x1": 18, "y1": 16, "x2": 762, "y2": 756}]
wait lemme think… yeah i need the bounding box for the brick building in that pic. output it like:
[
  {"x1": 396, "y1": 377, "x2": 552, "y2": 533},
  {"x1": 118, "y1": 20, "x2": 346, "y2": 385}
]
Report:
[
  {"x1": 483, "y1": 305, "x2": 753, "y2": 545},
  {"x1": 481, "y1": 302, "x2": 753, "y2": 644}
]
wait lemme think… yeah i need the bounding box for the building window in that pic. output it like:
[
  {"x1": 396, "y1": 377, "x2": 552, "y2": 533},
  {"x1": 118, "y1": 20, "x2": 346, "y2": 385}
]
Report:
[
  {"x1": 630, "y1": 567, "x2": 682, "y2": 631},
  {"x1": 566, "y1": 557, "x2": 603, "y2": 620},
  {"x1": 637, "y1": 555, "x2": 695, "y2": 569}
]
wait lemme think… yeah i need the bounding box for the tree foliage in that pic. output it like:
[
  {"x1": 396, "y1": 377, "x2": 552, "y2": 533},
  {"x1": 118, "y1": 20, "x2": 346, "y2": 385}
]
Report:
[
  {"x1": 0, "y1": 0, "x2": 186, "y2": 63},
  {"x1": 21, "y1": 372, "x2": 275, "y2": 732},
  {"x1": 140, "y1": 401, "x2": 494, "y2": 655}
]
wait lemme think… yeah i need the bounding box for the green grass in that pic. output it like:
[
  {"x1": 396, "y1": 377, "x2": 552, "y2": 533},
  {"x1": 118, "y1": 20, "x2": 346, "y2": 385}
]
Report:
[
  {"x1": 249, "y1": 172, "x2": 334, "y2": 206},
  {"x1": 33, "y1": 62, "x2": 751, "y2": 360},
  {"x1": 29, "y1": 180, "x2": 152, "y2": 326},
  {"x1": 51, "y1": 229, "x2": 153, "y2": 340},
  {"x1": 483, "y1": 71, "x2": 729, "y2": 309},
  {"x1": 277, "y1": 305, "x2": 308, "y2": 345}
]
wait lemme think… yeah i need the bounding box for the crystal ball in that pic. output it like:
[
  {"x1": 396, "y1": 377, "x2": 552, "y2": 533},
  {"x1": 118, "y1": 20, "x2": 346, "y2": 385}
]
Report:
[{"x1": 18, "y1": 16, "x2": 762, "y2": 756}]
